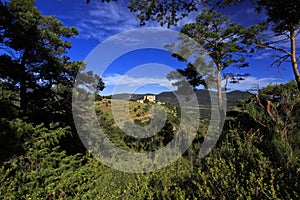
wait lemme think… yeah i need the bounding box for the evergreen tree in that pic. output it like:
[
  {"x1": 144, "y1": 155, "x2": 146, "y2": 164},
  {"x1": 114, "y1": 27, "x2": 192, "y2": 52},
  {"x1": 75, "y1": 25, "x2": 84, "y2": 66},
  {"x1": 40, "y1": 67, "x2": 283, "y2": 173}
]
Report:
[
  {"x1": 0, "y1": 0, "x2": 104, "y2": 124},
  {"x1": 167, "y1": 9, "x2": 257, "y2": 118},
  {"x1": 251, "y1": 0, "x2": 300, "y2": 91},
  {"x1": 0, "y1": 0, "x2": 76, "y2": 115},
  {"x1": 0, "y1": 0, "x2": 105, "y2": 154}
]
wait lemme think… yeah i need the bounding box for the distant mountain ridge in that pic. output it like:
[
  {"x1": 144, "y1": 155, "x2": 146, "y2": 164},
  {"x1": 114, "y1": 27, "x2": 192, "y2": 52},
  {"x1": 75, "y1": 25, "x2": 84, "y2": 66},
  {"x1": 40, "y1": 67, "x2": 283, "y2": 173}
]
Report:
[{"x1": 111, "y1": 90, "x2": 252, "y2": 108}]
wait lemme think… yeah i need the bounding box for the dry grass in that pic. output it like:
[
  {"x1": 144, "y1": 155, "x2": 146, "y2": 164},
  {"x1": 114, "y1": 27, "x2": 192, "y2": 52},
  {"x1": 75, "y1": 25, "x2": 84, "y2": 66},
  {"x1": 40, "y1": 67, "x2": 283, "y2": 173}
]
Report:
[{"x1": 95, "y1": 99, "x2": 156, "y2": 126}]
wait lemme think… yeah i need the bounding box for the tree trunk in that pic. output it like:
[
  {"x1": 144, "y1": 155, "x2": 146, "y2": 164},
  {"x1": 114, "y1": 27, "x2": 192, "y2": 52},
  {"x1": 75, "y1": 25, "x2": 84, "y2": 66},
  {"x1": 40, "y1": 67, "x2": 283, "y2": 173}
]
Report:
[
  {"x1": 290, "y1": 30, "x2": 300, "y2": 91},
  {"x1": 20, "y1": 51, "x2": 27, "y2": 114},
  {"x1": 217, "y1": 67, "x2": 225, "y2": 121}
]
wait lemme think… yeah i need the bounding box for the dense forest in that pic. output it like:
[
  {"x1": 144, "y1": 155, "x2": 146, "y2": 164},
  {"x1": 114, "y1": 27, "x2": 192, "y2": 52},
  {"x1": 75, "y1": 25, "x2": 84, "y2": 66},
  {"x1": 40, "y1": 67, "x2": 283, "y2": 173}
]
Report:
[{"x1": 1, "y1": 0, "x2": 300, "y2": 199}]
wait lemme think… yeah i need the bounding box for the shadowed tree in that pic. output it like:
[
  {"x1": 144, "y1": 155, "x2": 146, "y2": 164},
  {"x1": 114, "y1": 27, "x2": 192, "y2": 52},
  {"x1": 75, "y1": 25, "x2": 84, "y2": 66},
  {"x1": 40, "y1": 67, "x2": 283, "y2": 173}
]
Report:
[
  {"x1": 0, "y1": 0, "x2": 105, "y2": 155},
  {"x1": 0, "y1": 0, "x2": 104, "y2": 124},
  {"x1": 0, "y1": 0, "x2": 77, "y2": 115}
]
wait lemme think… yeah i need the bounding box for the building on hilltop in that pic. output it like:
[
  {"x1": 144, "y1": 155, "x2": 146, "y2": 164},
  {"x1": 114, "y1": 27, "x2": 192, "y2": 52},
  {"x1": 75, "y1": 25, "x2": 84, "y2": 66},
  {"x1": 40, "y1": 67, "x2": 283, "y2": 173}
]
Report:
[
  {"x1": 137, "y1": 94, "x2": 156, "y2": 103},
  {"x1": 144, "y1": 94, "x2": 156, "y2": 102}
]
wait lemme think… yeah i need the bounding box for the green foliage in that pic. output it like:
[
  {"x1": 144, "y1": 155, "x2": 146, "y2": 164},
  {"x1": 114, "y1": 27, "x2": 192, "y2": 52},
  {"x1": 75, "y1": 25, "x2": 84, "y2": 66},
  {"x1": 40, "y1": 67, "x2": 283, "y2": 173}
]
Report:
[
  {"x1": 0, "y1": 119, "x2": 72, "y2": 199},
  {"x1": 2, "y1": 82, "x2": 300, "y2": 198},
  {"x1": 178, "y1": 9, "x2": 256, "y2": 71},
  {"x1": 123, "y1": 119, "x2": 175, "y2": 152},
  {"x1": 195, "y1": 147, "x2": 278, "y2": 198},
  {"x1": 244, "y1": 81, "x2": 300, "y2": 169}
]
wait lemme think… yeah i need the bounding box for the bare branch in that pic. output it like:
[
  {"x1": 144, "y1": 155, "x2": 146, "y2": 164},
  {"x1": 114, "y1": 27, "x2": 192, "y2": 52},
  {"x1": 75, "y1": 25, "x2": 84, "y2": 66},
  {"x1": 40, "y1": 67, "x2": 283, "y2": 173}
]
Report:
[{"x1": 270, "y1": 54, "x2": 290, "y2": 69}]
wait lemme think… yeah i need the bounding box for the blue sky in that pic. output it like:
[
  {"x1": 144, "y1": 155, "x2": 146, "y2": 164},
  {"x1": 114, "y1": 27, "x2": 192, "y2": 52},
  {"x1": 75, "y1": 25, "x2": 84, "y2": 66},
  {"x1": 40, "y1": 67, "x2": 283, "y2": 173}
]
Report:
[{"x1": 35, "y1": 0, "x2": 296, "y2": 95}]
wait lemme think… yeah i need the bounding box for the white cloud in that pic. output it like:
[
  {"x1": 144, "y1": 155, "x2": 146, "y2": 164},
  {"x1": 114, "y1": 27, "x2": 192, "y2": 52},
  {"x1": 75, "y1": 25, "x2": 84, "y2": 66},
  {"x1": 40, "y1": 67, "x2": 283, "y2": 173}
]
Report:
[
  {"x1": 100, "y1": 74, "x2": 286, "y2": 95},
  {"x1": 103, "y1": 73, "x2": 175, "y2": 88},
  {"x1": 101, "y1": 73, "x2": 177, "y2": 95},
  {"x1": 223, "y1": 76, "x2": 284, "y2": 91}
]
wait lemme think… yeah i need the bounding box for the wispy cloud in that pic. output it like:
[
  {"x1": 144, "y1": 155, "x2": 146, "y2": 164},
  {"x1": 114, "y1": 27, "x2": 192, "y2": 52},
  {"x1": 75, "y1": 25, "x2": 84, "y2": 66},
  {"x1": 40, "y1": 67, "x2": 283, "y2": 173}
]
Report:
[
  {"x1": 56, "y1": 0, "x2": 201, "y2": 42},
  {"x1": 60, "y1": 0, "x2": 142, "y2": 41},
  {"x1": 101, "y1": 73, "x2": 177, "y2": 95},
  {"x1": 223, "y1": 76, "x2": 284, "y2": 91},
  {"x1": 102, "y1": 27, "x2": 181, "y2": 49},
  {"x1": 99, "y1": 75, "x2": 285, "y2": 96},
  {"x1": 103, "y1": 73, "x2": 175, "y2": 88},
  {"x1": 253, "y1": 51, "x2": 274, "y2": 60}
]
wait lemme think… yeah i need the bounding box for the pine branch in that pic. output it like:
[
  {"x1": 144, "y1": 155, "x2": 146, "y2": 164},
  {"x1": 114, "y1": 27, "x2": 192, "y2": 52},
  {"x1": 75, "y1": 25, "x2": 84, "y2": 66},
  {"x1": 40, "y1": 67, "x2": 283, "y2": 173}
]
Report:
[{"x1": 258, "y1": 41, "x2": 292, "y2": 56}]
